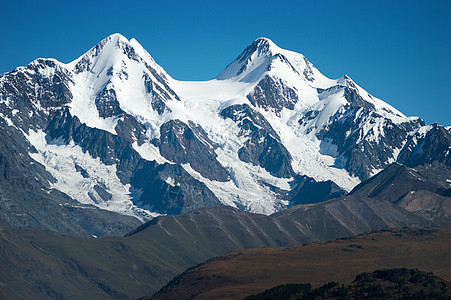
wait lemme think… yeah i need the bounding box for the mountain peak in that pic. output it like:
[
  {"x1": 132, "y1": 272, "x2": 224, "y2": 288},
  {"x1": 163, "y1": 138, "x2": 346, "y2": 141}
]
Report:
[
  {"x1": 254, "y1": 37, "x2": 273, "y2": 43},
  {"x1": 99, "y1": 33, "x2": 129, "y2": 46},
  {"x1": 236, "y1": 37, "x2": 282, "y2": 64},
  {"x1": 107, "y1": 32, "x2": 128, "y2": 42},
  {"x1": 216, "y1": 37, "x2": 285, "y2": 81},
  {"x1": 337, "y1": 74, "x2": 354, "y2": 86},
  {"x1": 90, "y1": 33, "x2": 133, "y2": 57},
  {"x1": 250, "y1": 37, "x2": 280, "y2": 53},
  {"x1": 68, "y1": 33, "x2": 162, "y2": 77},
  {"x1": 215, "y1": 37, "x2": 335, "y2": 88}
]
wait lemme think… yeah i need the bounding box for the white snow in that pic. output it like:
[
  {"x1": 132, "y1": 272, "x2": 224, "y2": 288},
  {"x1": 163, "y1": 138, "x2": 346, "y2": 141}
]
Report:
[
  {"x1": 164, "y1": 176, "x2": 177, "y2": 187},
  {"x1": 0, "y1": 112, "x2": 15, "y2": 128},
  {"x1": 217, "y1": 37, "x2": 335, "y2": 89},
  {"x1": 181, "y1": 162, "x2": 290, "y2": 214},
  {"x1": 337, "y1": 75, "x2": 406, "y2": 121},
  {"x1": 26, "y1": 129, "x2": 158, "y2": 221},
  {"x1": 67, "y1": 33, "x2": 176, "y2": 138},
  {"x1": 132, "y1": 141, "x2": 169, "y2": 164}
]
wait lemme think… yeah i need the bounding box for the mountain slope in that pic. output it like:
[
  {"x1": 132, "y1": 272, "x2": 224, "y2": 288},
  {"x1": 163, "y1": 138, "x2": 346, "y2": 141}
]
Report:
[
  {"x1": 0, "y1": 197, "x2": 436, "y2": 299},
  {"x1": 149, "y1": 228, "x2": 451, "y2": 300},
  {"x1": 0, "y1": 33, "x2": 449, "y2": 231},
  {"x1": 0, "y1": 108, "x2": 141, "y2": 237},
  {"x1": 350, "y1": 162, "x2": 451, "y2": 227}
]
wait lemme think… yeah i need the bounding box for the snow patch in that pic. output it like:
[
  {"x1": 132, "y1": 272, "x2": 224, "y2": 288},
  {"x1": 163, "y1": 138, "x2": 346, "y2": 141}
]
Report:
[
  {"x1": 0, "y1": 112, "x2": 15, "y2": 128},
  {"x1": 26, "y1": 129, "x2": 158, "y2": 221},
  {"x1": 164, "y1": 176, "x2": 177, "y2": 187},
  {"x1": 132, "y1": 141, "x2": 169, "y2": 164}
]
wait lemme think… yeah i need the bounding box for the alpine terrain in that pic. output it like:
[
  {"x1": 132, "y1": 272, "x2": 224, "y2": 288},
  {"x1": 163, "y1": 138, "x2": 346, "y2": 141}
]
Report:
[{"x1": 0, "y1": 33, "x2": 449, "y2": 236}]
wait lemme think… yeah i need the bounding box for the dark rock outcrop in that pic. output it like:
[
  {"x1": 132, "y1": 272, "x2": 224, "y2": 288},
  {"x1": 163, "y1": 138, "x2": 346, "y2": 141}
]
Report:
[
  {"x1": 289, "y1": 175, "x2": 346, "y2": 205},
  {"x1": 350, "y1": 162, "x2": 451, "y2": 227},
  {"x1": 247, "y1": 75, "x2": 298, "y2": 114},
  {"x1": 131, "y1": 161, "x2": 221, "y2": 215},
  {"x1": 156, "y1": 119, "x2": 229, "y2": 182},
  {"x1": 398, "y1": 123, "x2": 451, "y2": 168},
  {"x1": 314, "y1": 102, "x2": 423, "y2": 180},
  {"x1": 221, "y1": 104, "x2": 295, "y2": 178}
]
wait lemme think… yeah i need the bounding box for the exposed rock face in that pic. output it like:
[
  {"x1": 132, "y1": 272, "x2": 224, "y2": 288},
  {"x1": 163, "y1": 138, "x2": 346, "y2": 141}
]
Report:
[
  {"x1": 114, "y1": 113, "x2": 147, "y2": 145},
  {"x1": 156, "y1": 119, "x2": 229, "y2": 182},
  {"x1": 317, "y1": 107, "x2": 423, "y2": 179},
  {"x1": 220, "y1": 103, "x2": 280, "y2": 138},
  {"x1": 398, "y1": 124, "x2": 451, "y2": 168},
  {"x1": 0, "y1": 59, "x2": 71, "y2": 132},
  {"x1": 131, "y1": 161, "x2": 222, "y2": 215},
  {"x1": 0, "y1": 116, "x2": 141, "y2": 237},
  {"x1": 143, "y1": 72, "x2": 171, "y2": 114},
  {"x1": 221, "y1": 104, "x2": 295, "y2": 178},
  {"x1": 238, "y1": 134, "x2": 294, "y2": 178},
  {"x1": 5, "y1": 59, "x2": 73, "y2": 109},
  {"x1": 247, "y1": 75, "x2": 298, "y2": 114},
  {"x1": 289, "y1": 175, "x2": 345, "y2": 205},
  {"x1": 0, "y1": 60, "x2": 146, "y2": 237},
  {"x1": 95, "y1": 84, "x2": 123, "y2": 118},
  {"x1": 311, "y1": 82, "x2": 425, "y2": 180},
  {"x1": 350, "y1": 162, "x2": 451, "y2": 227},
  {"x1": 45, "y1": 108, "x2": 143, "y2": 183}
]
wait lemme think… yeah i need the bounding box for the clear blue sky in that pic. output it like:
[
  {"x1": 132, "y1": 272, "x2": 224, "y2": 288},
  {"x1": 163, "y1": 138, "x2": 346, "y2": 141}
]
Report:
[{"x1": 1, "y1": 0, "x2": 450, "y2": 125}]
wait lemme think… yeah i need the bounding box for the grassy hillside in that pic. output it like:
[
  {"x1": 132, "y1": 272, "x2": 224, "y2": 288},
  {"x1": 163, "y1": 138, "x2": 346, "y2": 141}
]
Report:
[
  {"x1": 0, "y1": 201, "x2": 441, "y2": 299},
  {"x1": 150, "y1": 228, "x2": 451, "y2": 300}
]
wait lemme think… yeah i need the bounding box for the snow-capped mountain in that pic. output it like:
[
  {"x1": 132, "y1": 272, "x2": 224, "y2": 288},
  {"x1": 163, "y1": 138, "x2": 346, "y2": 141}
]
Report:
[{"x1": 0, "y1": 33, "x2": 449, "y2": 235}]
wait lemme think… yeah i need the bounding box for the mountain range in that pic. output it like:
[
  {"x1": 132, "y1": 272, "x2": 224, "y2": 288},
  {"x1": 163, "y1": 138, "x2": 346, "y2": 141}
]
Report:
[{"x1": 0, "y1": 33, "x2": 450, "y2": 237}]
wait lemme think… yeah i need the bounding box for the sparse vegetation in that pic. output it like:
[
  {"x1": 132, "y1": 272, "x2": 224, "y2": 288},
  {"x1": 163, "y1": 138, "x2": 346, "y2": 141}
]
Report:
[
  {"x1": 149, "y1": 228, "x2": 451, "y2": 300},
  {"x1": 244, "y1": 268, "x2": 450, "y2": 300}
]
